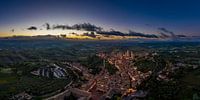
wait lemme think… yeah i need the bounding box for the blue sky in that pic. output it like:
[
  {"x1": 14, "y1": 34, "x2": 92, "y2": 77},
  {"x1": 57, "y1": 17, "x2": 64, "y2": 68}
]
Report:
[{"x1": 0, "y1": 0, "x2": 200, "y2": 36}]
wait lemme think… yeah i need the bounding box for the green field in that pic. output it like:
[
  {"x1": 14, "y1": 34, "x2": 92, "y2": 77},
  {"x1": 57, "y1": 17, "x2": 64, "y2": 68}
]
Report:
[{"x1": 0, "y1": 63, "x2": 72, "y2": 99}]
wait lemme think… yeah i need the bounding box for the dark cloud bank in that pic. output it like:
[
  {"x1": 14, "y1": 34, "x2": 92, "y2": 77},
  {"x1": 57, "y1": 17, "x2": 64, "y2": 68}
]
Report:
[
  {"x1": 26, "y1": 23, "x2": 186, "y2": 39},
  {"x1": 52, "y1": 23, "x2": 102, "y2": 32}
]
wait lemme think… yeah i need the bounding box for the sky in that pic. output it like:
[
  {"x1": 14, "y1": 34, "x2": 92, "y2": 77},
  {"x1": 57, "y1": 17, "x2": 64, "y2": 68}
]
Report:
[{"x1": 0, "y1": 0, "x2": 200, "y2": 37}]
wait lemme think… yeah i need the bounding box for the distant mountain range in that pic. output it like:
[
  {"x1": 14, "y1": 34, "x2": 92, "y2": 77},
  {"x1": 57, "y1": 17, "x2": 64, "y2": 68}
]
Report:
[{"x1": 1, "y1": 34, "x2": 198, "y2": 42}]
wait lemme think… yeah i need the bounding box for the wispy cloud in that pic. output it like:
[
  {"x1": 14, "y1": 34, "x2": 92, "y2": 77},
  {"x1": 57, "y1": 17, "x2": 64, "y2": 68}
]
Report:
[
  {"x1": 44, "y1": 23, "x2": 50, "y2": 30},
  {"x1": 158, "y1": 27, "x2": 176, "y2": 38}
]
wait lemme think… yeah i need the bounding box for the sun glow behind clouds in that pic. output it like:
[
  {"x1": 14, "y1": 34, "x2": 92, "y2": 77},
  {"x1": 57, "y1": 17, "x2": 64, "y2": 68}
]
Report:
[{"x1": 0, "y1": 29, "x2": 90, "y2": 37}]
